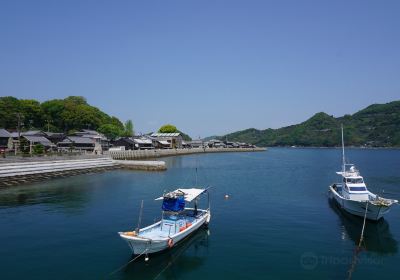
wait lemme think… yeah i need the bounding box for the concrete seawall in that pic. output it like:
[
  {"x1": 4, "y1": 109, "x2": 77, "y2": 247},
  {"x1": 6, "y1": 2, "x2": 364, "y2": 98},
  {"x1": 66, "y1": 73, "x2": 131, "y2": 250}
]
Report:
[
  {"x1": 109, "y1": 147, "x2": 266, "y2": 160},
  {"x1": 0, "y1": 157, "x2": 166, "y2": 187}
]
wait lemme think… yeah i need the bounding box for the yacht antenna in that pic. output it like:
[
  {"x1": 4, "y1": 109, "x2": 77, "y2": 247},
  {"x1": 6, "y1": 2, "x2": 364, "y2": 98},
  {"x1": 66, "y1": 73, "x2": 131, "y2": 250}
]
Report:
[
  {"x1": 341, "y1": 124, "x2": 345, "y2": 174},
  {"x1": 195, "y1": 167, "x2": 198, "y2": 186},
  {"x1": 195, "y1": 155, "x2": 199, "y2": 186}
]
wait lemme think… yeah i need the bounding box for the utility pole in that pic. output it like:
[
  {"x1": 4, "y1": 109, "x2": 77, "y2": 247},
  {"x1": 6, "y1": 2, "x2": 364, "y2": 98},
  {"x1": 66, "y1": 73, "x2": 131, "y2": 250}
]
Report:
[
  {"x1": 16, "y1": 113, "x2": 23, "y2": 155},
  {"x1": 46, "y1": 119, "x2": 52, "y2": 132}
]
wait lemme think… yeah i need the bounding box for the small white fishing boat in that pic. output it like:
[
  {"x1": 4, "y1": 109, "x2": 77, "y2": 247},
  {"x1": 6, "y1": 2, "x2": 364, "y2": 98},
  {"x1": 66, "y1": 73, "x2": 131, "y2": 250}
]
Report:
[
  {"x1": 119, "y1": 188, "x2": 211, "y2": 255},
  {"x1": 328, "y1": 126, "x2": 398, "y2": 221}
]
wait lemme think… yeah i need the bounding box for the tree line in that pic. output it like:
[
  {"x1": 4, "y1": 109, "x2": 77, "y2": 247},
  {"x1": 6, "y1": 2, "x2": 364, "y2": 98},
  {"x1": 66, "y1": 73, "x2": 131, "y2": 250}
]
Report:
[{"x1": 0, "y1": 96, "x2": 134, "y2": 139}]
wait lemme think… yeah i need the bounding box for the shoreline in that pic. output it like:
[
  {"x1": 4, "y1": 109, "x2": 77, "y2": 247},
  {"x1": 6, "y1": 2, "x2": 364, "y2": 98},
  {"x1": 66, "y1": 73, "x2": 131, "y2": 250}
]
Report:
[
  {"x1": 109, "y1": 147, "x2": 266, "y2": 160},
  {"x1": 269, "y1": 146, "x2": 400, "y2": 150}
]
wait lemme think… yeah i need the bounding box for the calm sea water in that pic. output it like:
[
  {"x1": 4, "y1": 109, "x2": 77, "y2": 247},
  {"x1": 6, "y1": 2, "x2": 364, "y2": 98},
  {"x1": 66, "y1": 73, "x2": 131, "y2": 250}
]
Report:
[{"x1": 1, "y1": 148, "x2": 400, "y2": 280}]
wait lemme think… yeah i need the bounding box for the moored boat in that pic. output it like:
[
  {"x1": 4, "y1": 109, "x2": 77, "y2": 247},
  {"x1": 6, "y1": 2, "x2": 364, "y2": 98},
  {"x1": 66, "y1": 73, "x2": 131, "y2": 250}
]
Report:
[
  {"x1": 328, "y1": 126, "x2": 398, "y2": 221},
  {"x1": 119, "y1": 188, "x2": 211, "y2": 255},
  {"x1": 328, "y1": 198, "x2": 398, "y2": 254}
]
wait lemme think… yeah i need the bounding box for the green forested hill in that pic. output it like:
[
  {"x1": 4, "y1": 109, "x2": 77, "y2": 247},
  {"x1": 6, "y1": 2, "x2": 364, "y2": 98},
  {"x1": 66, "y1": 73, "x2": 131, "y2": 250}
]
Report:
[
  {"x1": 221, "y1": 101, "x2": 400, "y2": 147},
  {"x1": 0, "y1": 96, "x2": 125, "y2": 138},
  {"x1": 0, "y1": 96, "x2": 194, "y2": 140}
]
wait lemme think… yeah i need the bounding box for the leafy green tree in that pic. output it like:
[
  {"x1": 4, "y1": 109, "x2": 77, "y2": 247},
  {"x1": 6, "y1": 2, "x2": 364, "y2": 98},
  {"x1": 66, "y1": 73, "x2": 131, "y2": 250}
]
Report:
[
  {"x1": 2, "y1": 96, "x2": 126, "y2": 136},
  {"x1": 179, "y1": 131, "x2": 192, "y2": 141},
  {"x1": 0, "y1": 96, "x2": 21, "y2": 129},
  {"x1": 157, "y1": 124, "x2": 192, "y2": 140},
  {"x1": 20, "y1": 99, "x2": 44, "y2": 129},
  {"x1": 19, "y1": 137, "x2": 30, "y2": 155},
  {"x1": 123, "y1": 120, "x2": 134, "y2": 137},
  {"x1": 158, "y1": 124, "x2": 178, "y2": 133},
  {"x1": 64, "y1": 96, "x2": 88, "y2": 105},
  {"x1": 41, "y1": 99, "x2": 65, "y2": 131},
  {"x1": 62, "y1": 101, "x2": 101, "y2": 131},
  {"x1": 109, "y1": 116, "x2": 124, "y2": 130},
  {"x1": 98, "y1": 124, "x2": 123, "y2": 140},
  {"x1": 33, "y1": 144, "x2": 44, "y2": 155}
]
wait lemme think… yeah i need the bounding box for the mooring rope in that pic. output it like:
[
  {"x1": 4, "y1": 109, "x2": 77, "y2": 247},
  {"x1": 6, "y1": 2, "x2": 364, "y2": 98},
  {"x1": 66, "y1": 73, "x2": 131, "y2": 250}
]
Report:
[
  {"x1": 107, "y1": 248, "x2": 149, "y2": 278},
  {"x1": 347, "y1": 201, "x2": 369, "y2": 280},
  {"x1": 358, "y1": 201, "x2": 368, "y2": 247},
  {"x1": 152, "y1": 232, "x2": 201, "y2": 280}
]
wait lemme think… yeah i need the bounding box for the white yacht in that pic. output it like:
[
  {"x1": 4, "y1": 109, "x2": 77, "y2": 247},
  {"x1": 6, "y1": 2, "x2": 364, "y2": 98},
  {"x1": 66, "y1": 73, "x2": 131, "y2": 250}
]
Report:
[{"x1": 328, "y1": 127, "x2": 397, "y2": 221}]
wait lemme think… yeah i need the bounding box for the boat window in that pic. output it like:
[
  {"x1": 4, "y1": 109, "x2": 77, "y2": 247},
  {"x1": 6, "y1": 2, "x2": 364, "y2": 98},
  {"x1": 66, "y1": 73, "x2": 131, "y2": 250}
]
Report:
[
  {"x1": 346, "y1": 178, "x2": 364, "y2": 184},
  {"x1": 349, "y1": 187, "x2": 367, "y2": 191}
]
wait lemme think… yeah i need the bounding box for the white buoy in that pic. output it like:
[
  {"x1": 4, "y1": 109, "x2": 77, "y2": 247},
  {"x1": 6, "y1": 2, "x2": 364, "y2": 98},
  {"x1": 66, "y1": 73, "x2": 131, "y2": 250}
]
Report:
[
  {"x1": 224, "y1": 194, "x2": 229, "y2": 199},
  {"x1": 145, "y1": 254, "x2": 149, "y2": 262}
]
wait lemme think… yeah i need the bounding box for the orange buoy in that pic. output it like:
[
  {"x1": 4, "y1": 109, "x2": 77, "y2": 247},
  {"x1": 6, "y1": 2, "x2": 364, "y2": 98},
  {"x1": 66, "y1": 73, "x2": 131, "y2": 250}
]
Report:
[{"x1": 168, "y1": 238, "x2": 174, "y2": 248}]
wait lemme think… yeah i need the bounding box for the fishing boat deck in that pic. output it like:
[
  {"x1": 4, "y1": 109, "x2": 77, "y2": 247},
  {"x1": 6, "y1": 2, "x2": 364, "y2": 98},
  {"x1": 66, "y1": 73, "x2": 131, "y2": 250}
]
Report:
[{"x1": 138, "y1": 209, "x2": 206, "y2": 239}]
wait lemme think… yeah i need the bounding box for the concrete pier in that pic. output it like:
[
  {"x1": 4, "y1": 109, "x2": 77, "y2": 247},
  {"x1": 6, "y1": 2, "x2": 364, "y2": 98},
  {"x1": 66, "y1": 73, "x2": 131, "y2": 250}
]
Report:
[
  {"x1": 109, "y1": 147, "x2": 266, "y2": 160},
  {"x1": 113, "y1": 160, "x2": 166, "y2": 171},
  {"x1": 0, "y1": 157, "x2": 166, "y2": 187}
]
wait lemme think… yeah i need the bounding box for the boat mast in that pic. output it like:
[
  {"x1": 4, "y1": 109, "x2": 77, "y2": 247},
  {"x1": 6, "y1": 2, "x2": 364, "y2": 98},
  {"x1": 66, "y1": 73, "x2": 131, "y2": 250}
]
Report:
[
  {"x1": 341, "y1": 124, "x2": 345, "y2": 175},
  {"x1": 136, "y1": 200, "x2": 144, "y2": 233}
]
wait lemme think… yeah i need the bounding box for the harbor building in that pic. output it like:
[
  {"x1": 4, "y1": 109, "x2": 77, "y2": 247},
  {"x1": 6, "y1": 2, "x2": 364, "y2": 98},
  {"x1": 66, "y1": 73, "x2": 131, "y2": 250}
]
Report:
[
  {"x1": 0, "y1": 129, "x2": 13, "y2": 151},
  {"x1": 150, "y1": 133, "x2": 183, "y2": 149},
  {"x1": 57, "y1": 136, "x2": 96, "y2": 152}
]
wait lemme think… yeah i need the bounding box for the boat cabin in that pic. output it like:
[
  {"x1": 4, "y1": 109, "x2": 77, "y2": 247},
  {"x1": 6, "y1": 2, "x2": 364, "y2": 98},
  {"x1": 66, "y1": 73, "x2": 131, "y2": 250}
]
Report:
[
  {"x1": 336, "y1": 165, "x2": 369, "y2": 201},
  {"x1": 156, "y1": 188, "x2": 209, "y2": 235}
]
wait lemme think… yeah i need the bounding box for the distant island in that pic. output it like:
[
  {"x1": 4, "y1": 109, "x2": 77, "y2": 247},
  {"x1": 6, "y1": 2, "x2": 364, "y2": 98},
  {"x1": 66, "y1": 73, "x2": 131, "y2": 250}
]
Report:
[{"x1": 218, "y1": 101, "x2": 400, "y2": 147}]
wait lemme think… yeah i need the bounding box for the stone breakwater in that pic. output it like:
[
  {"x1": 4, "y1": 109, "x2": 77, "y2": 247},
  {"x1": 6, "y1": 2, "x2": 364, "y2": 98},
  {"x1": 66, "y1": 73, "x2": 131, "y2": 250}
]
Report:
[
  {"x1": 109, "y1": 147, "x2": 266, "y2": 160},
  {"x1": 0, "y1": 158, "x2": 166, "y2": 187}
]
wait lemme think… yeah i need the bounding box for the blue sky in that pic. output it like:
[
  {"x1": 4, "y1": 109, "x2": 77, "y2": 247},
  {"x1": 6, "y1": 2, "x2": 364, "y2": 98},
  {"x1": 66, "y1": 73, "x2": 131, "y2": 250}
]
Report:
[{"x1": 1, "y1": 0, "x2": 399, "y2": 138}]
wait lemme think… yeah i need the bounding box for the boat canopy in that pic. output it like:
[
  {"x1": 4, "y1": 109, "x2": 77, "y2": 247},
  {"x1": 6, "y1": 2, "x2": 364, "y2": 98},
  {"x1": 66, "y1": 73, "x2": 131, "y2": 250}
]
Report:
[
  {"x1": 162, "y1": 196, "x2": 185, "y2": 212},
  {"x1": 155, "y1": 188, "x2": 207, "y2": 202}
]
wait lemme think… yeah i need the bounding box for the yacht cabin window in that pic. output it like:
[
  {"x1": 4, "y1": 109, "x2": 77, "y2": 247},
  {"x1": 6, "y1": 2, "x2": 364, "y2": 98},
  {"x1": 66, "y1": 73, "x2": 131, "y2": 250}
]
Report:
[{"x1": 345, "y1": 178, "x2": 364, "y2": 184}]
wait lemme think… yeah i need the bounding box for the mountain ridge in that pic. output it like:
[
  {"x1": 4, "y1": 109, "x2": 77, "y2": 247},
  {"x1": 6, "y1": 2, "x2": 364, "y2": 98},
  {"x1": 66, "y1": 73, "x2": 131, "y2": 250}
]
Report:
[{"x1": 219, "y1": 101, "x2": 400, "y2": 147}]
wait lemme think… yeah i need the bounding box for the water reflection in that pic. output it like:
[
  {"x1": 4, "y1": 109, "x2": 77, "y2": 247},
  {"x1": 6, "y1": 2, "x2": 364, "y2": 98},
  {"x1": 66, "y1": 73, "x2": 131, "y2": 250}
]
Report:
[
  {"x1": 0, "y1": 177, "x2": 91, "y2": 212},
  {"x1": 328, "y1": 198, "x2": 398, "y2": 255},
  {"x1": 117, "y1": 228, "x2": 210, "y2": 280},
  {"x1": 164, "y1": 156, "x2": 185, "y2": 169}
]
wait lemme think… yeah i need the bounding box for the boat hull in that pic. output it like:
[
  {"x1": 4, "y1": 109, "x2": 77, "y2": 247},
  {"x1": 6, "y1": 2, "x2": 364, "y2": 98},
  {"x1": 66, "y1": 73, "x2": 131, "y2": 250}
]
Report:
[
  {"x1": 328, "y1": 186, "x2": 394, "y2": 221},
  {"x1": 119, "y1": 211, "x2": 210, "y2": 255}
]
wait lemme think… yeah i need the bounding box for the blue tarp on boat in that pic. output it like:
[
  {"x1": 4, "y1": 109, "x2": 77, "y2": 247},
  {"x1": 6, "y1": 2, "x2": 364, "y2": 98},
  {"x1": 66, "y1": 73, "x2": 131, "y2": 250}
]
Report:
[{"x1": 162, "y1": 196, "x2": 185, "y2": 212}]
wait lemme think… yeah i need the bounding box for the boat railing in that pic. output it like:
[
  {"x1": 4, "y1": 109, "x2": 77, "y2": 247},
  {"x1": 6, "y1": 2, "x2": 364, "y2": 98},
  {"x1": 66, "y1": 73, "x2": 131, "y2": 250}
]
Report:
[{"x1": 331, "y1": 183, "x2": 343, "y2": 193}]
